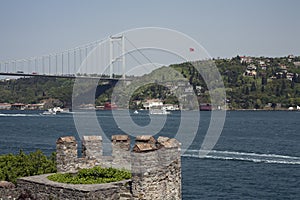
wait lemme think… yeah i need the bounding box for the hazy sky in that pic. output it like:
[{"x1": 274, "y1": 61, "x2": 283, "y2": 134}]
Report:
[{"x1": 0, "y1": 0, "x2": 300, "y2": 61}]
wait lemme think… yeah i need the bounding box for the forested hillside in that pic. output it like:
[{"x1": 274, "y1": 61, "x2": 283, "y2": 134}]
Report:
[
  {"x1": 0, "y1": 77, "x2": 74, "y2": 107},
  {"x1": 1, "y1": 55, "x2": 300, "y2": 110}
]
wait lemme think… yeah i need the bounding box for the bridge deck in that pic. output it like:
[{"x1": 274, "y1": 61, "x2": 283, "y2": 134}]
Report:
[{"x1": 0, "y1": 72, "x2": 131, "y2": 81}]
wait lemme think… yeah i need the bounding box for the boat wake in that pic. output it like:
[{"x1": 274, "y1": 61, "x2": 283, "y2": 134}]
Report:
[
  {"x1": 0, "y1": 113, "x2": 41, "y2": 117},
  {"x1": 183, "y1": 149, "x2": 300, "y2": 165}
]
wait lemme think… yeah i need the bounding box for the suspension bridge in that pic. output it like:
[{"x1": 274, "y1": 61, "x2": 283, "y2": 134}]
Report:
[{"x1": 0, "y1": 35, "x2": 129, "y2": 80}]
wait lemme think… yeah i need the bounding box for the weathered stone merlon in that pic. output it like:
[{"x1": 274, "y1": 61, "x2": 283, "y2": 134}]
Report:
[
  {"x1": 131, "y1": 136, "x2": 181, "y2": 200},
  {"x1": 157, "y1": 136, "x2": 169, "y2": 143},
  {"x1": 82, "y1": 135, "x2": 102, "y2": 142},
  {"x1": 82, "y1": 135, "x2": 103, "y2": 161},
  {"x1": 112, "y1": 135, "x2": 129, "y2": 142},
  {"x1": 132, "y1": 143, "x2": 158, "y2": 153},
  {"x1": 56, "y1": 136, "x2": 76, "y2": 144},
  {"x1": 158, "y1": 137, "x2": 181, "y2": 149},
  {"x1": 112, "y1": 135, "x2": 130, "y2": 152},
  {"x1": 56, "y1": 136, "x2": 78, "y2": 173},
  {"x1": 132, "y1": 136, "x2": 181, "y2": 152},
  {"x1": 135, "y1": 135, "x2": 156, "y2": 144}
]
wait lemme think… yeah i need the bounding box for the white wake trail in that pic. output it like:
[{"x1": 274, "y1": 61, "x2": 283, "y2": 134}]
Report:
[{"x1": 183, "y1": 149, "x2": 300, "y2": 165}]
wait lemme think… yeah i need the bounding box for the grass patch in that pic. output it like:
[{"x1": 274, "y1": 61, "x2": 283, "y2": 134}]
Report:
[{"x1": 47, "y1": 166, "x2": 131, "y2": 184}]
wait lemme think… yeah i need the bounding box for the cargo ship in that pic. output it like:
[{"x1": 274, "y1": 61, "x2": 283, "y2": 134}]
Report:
[
  {"x1": 104, "y1": 102, "x2": 118, "y2": 110},
  {"x1": 200, "y1": 103, "x2": 212, "y2": 111}
]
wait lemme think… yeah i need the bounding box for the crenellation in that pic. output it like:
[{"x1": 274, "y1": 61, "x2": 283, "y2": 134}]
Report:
[
  {"x1": 111, "y1": 135, "x2": 131, "y2": 170},
  {"x1": 82, "y1": 135, "x2": 103, "y2": 160},
  {"x1": 112, "y1": 135, "x2": 130, "y2": 149},
  {"x1": 56, "y1": 136, "x2": 78, "y2": 173},
  {"x1": 135, "y1": 135, "x2": 156, "y2": 144},
  {"x1": 131, "y1": 136, "x2": 181, "y2": 200},
  {"x1": 132, "y1": 143, "x2": 157, "y2": 152},
  {"x1": 1, "y1": 134, "x2": 182, "y2": 199}
]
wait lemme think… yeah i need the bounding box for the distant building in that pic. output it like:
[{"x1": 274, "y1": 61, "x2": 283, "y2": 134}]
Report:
[
  {"x1": 247, "y1": 64, "x2": 257, "y2": 70},
  {"x1": 195, "y1": 86, "x2": 202, "y2": 95},
  {"x1": 245, "y1": 64, "x2": 257, "y2": 76},
  {"x1": 170, "y1": 85, "x2": 178, "y2": 92},
  {"x1": 279, "y1": 64, "x2": 287, "y2": 70},
  {"x1": 261, "y1": 65, "x2": 267, "y2": 70},
  {"x1": 240, "y1": 56, "x2": 253, "y2": 64},
  {"x1": 11, "y1": 103, "x2": 26, "y2": 110},
  {"x1": 0, "y1": 103, "x2": 11, "y2": 110},
  {"x1": 259, "y1": 60, "x2": 266, "y2": 66},
  {"x1": 164, "y1": 81, "x2": 173, "y2": 88},
  {"x1": 176, "y1": 81, "x2": 187, "y2": 87},
  {"x1": 286, "y1": 73, "x2": 294, "y2": 81},
  {"x1": 143, "y1": 99, "x2": 163, "y2": 110},
  {"x1": 294, "y1": 61, "x2": 300, "y2": 67},
  {"x1": 184, "y1": 86, "x2": 194, "y2": 94},
  {"x1": 27, "y1": 103, "x2": 44, "y2": 110},
  {"x1": 162, "y1": 104, "x2": 179, "y2": 111}
]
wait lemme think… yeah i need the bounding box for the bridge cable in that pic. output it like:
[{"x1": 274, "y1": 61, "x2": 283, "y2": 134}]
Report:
[{"x1": 124, "y1": 36, "x2": 160, "y2": 69}]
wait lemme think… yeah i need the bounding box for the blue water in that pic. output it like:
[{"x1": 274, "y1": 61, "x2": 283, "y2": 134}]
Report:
[{"x1": 0, "y1": 110, "x2": 299, "y2": 199}]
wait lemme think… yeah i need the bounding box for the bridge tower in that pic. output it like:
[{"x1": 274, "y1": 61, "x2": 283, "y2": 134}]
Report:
[{"x1": 109, "y1": 35, "x2": 125, "y2": 79}]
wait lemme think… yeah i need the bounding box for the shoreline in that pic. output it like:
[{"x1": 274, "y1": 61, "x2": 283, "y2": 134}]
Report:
[{"x1": 0, "y1": 108, "x2": 299, "y2": 112}]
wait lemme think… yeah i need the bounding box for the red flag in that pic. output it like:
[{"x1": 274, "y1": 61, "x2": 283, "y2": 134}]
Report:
[{"x1": 189, "y1": 47, "x2": 194, "y2": 52}]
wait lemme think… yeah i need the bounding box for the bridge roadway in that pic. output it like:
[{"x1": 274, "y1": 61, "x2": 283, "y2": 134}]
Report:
[{"x1": 0, "y1": 72, "x2": 132, "y2": 81}]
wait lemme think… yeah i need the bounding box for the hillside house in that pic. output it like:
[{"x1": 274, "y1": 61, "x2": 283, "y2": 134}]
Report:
[{"x1": 143, "y1": 99, "x2": 163, "y2": 110}]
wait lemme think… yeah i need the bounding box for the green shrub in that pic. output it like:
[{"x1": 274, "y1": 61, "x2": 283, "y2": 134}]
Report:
[
  {"x1": 0, "y1": 150, "x2": 57, "y2": 184},
  {"x1": 47, "y1": 166, "x2": 131, "y2": 184}
]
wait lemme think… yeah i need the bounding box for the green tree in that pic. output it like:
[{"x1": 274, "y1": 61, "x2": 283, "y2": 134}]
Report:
[
  {"x1": 261, "y1": 76, "x2": 267, "y2": 85},
  {"x1": 276, "y1": 85, "x2": 280, "y2": 96},
  {"x1": 251, "y1": 82, "x2": 256, "y2": 92},
  {"x1": 245, "y1": 86, "x2": 250, "y2": 95},
  {"x1": 0, "y1": 150, "x2": 56, "y2": 184}
]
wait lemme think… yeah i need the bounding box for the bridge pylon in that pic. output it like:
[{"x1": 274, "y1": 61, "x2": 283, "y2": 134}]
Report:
[{"x1": 109, "y1": 35, "x2": 125, "y2": 79}]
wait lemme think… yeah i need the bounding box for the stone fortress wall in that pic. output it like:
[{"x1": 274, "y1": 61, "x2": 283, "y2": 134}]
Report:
[
  {"x1": 0, "y1": 134, "x2": 182, "y2": 200},
  {"x1": 56, "y1": 134, "x2": 182, "y2": 200},
  {"x1": 56, "y1": 135, "x2": 133, "y2": 172}
]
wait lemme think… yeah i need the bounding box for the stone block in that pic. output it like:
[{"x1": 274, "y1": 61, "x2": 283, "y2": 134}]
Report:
[
  {"x1": 56, "y1": 136, "x2": 76, "y2": 144},
  {"x1": 112, "y1": 135, "x2": 130, "y2": 151},
  {"x1": 56, "y1": 136, "x2": 78, "y2": 173},
  {"x1": 112, "y1": 135, "x2": 130, "y2": 142},
  {"x1": 132, "y1": 143, "x2": 157, "y2": 153},
  {"x1": 82, "y1": 135, "x2": 103, "y2": 160},
  {"x1": 82, "y1": 135, "x2": 102, "y2": 142},
  {"x1": 157, "y1": 136, "x2": 169, "y2": 143},
  {"x1": 135, "y1": 135, "x2": 156, "y2": 144},
  {"x1": 158, "y1": 138, "x2": 180, "y2": 149}
]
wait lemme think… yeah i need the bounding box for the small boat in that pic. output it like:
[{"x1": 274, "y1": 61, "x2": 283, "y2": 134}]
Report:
[
  {"x1": 54, "y1": 107, "x2": 71, "y2": 114},
  {"x1": 42, "y1": 108, "x2": 56, "y2": 115},
  {"x1": 41, "y1": 107, "x2": 70, "y2": 115},
  {"x1": 133, "y1": 110, "x2": 139, "y2": 114},
  {"x1": 149, "y1": 109, "x2": 170, "y2": 115}
]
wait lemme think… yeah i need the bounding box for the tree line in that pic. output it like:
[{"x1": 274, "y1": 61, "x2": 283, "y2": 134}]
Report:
[{"x1": 1, "y1": 55, "x2": 300, "y2": 109}]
